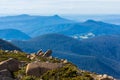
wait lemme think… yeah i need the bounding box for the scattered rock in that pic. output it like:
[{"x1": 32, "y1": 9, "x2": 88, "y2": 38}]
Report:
[
  {"x1": 0, "y1": 58, "x2": 20, "y2": 72},
  {"x1": 38, "y1": 52, "x2": 44, "y2": 56},
  {"x1": 96, "y1": 74, "x2": 115, "y2": 80},
  {"x1": 30, "y1": 54, "x2": 36, "y2": 60},
  {"x1": 26, "y1": 55, "x2": 30, "y2": 59},
  {"x1": 4, "y1": 50, "x2": 9, "y2": 53},
  {"x1": 61, "y1": 59, "x2": 64, "y2": 62},
  {"x1": 48, "y1": 56, "x2": 53, "y2": 59},
  {"x1": 37, "y1": 49, "x2": 44, "y2": 56},
  {"x1": 63, "y1": 59, "x2": 68, "y2": 64},
  {"x1": 13, "y1": 50, "x2": 19, "y2": 54},
  {"x1": 43, "y1": 49, "x2": 52, "y2": 57}
]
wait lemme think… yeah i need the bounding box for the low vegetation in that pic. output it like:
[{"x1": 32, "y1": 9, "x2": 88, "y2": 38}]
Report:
[{"x1": 0, "y1": 50, "x2": 114, "y2": 80}]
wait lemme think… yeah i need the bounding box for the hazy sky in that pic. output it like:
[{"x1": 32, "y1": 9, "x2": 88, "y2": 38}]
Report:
[{"x1": 0, "y1": 0, "x2": 120, "y2": 15}]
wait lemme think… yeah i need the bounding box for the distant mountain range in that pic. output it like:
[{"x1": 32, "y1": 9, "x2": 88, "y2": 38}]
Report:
[
  {"x1": 0, "y1": 29, "x2": 31, "y2": 40},
  {"x1": 0, "y1": 15, "x2": 120, "y2": 39},
  {"x1": 12, "y1": 34, "x2": 120, "y2": 78},
  {"x1": 0, "y1": 14, "x2": 120, "y2": 78},
  {"x1": 0, "y1": 14, "x2": 74, "y2": 37},
  {"x1": 63, "y1": 15, "x2": 120, "y2": 25},
  {"x1": 0, "y1": 39, "x2": 21, "y2": 51}
]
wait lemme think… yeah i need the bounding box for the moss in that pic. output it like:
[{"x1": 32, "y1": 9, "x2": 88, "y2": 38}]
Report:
[
  {"x1": 0, "y1": 50, "x2": 30, "y2": 62},
  {"x1": 0, "y1": 50, "x2": 95, "y2": 80},
  {"x1": 21, "y1": 76, "x2": 40, "y2": 80},
  {"x1": 71, "y1": 76, "x2": 94, "y2": 80},
  {"x1": 41, "y1": 64, "x2": 93, "y2": 80}
]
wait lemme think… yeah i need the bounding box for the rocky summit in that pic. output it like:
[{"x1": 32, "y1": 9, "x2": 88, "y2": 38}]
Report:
[{"x1": 0, "y1": 49, "x2": 116, "y2": 80}]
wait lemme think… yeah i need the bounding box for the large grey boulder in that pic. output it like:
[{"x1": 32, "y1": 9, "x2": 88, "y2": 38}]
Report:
[
  {"x1": 0, "y1": 69, "x2": 12, "y2": 78},
  {"x1": 2, "y1": 77, "x2": 14, "y2": 80},
  {"x1": 0, "y1": 75, "x2": 2, "y2": 80},
  {"x1": 26, "y1": 62, "x2": 63, "y2": 77},
  {"x1": 0, "y1": 58, "x2": 20, "y2": 72}
]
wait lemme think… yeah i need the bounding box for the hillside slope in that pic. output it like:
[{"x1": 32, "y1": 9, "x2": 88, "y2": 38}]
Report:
[
  {"x1": 0, "y1": 39, "x2": 21, "y2": 51},
  {"x1": 0, "y1": 29, "x2": 31, "y2": 40},
  {"x1": 0, "y1": 50, "x2": 115, "y2": 80},
  {"x1": 1, "y1": 15, "x2": 120, "y2": 38},
  {"x1": 12, "y1": 34, "x2": 120, "y2": 78},
  {"x1": 0, "y1": 14, "x2": 74, "y2": 36}
]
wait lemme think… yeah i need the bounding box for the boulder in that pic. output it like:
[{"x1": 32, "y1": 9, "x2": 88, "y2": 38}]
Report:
[
  {"x1": 30, "y1": 54, "x2": 36, "y2": 60},
  {"x1": 2, "y1": 77, "x2": 14, "y2": 80},
  {"x1": 0, "y1": 75, "x2": 2, "y2": 80},
  {"x1": 48, "y1": 56, "x2": 53, "y2": 59},
  {"x1": 37, "y1": 49, "x2": 44, "y2": 56},
  {"x1": 43, "y1": 49, "x2": 52, "y2": 57},
  {"x1": 63, "y1": 59, "x2": 68, "y2": 64},
  {"x1": 26, "y1": 62, "x2": 40, "y2": 77},
  {"x1": 100, "y1": 78, "x2": 114, "y2": 80},
  {"x1": 0, "y1": 58, "x2": 20, "y2": 72},
  {"x1": 0, "y1": 69, "x2": 12, "y2": 78},
  {"x1": 97, "y1": 74, "x2": 115, "y2": 80},
  {"x1": 13, "y1": 50, "x2": 19, "y2": 54},
  {"x1": 26, "y1": 62, "x2": 63, "y2": 77}
]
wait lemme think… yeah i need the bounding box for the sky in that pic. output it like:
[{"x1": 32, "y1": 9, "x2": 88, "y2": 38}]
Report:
[{"x1": 0, "y1": 0, "x2": 120, "y2": 15}]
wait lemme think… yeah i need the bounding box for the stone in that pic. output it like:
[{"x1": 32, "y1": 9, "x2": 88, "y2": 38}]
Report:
[
  {"x1": 98, "y1": 75, "x2": 102, "y2": 78},
  {"x1": 61, "y1": 59, "x2": 64, "y2": 62},
  {"x1": 4, "y1": 50, "x2": 9, "y2": 53},
  {"x1": 30, "y1": 54, "x2": 36, "y2": 57},
  {"x1": 0, "y1": 75, "x2": 2, "y2": 80},
  {"x1": 0, "y1": 69, "x2": 12, "y2": 78},
  {"x1": 63, "y1": 59, "x2": 68, "y2": 64},
  {"x1": 99, "y1": 74, "x2": 115, "y2": 80},
  {"x1": 13, "y1": 50, "x2": 19, "y2": 54},
  {"x1": 38, "y1": 52, "x2": 44, "y2": 56},
  {"x1": 30, "y1": 54, "x2": 36, "y2": 60},
  {"x1": 0, "y1": 58, "x2": 20, "y2": 72},
  {"x1": 37, "y1": 49, "x2": 44, "y2": 56},
  {"x1": 26, "y1": 62, "x2": 63, "y2": 77},
  {"x1": 48, "y1": 56, "x2": 53, "y2": 59},
  {"x1": 100, "y1": 78, "x2": 114, "y2": 80},
  {"x1": 26, "y1": 55, "x2": 30, "y2": 59},
  {"x1": 103, "y1": 74, "x2": 108, "y2": 78},
  {"x1": 26, "y1": 62, "x2": 40, "y2": 77},
  {"x1": 2, "y1": 77, "x2": 14, "y2": 80},
  {"x1": 108, "y1": 76, "x2": 114, "y2": 79},
  {"x1": 43, "y1": 49, "x2": 52, "y2": 57}
]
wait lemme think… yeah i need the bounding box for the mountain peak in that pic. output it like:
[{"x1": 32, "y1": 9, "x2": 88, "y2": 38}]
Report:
[
  {"x1": 53, "y1": 15, "x2": 60, "y2": 17},
  {"x1": 84, "y1": 19, "x2": 105, "y2": 24},
  {"x1": 18, "y1": 14, "x2": 30, "y2": 17},
  {"x1": 85, "y1": 19, "x2": 96, "y2": 23},
  {"x1": 52, "y1": 15, "x2": 62, "y2": 19}
]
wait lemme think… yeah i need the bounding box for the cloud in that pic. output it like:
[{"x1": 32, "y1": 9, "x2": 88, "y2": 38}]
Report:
[{"x1": 0, "y1": 0, "x2": 120, "y2": 15}]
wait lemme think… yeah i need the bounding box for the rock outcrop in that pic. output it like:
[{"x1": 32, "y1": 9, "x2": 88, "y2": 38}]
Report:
[
  {"x1": 0, "y1": 58, "x2": 20, "y2": 80},
  {"x1": 0, "y1": 50, "x2": 116, "y2": 80},
  {"x1": 43, "y1": 49, "x2": 52, "y2": 57},
  {"x1": 26, "y1": 61, "x2": 63, "y2": 77},
  {"x1": 96, "y1": 74, "x2": 115, "y2": 80},
  {"x1": 37, "y1": 49, "x2": 44, "y2": 56},
  {"x1": 0, "y1": 69, "x2": 12, "y2": 78},
  {"x1": 1, "y1": 77, "x2": 14, "y2": 80},
  {"x1": 0, "y1": 58, "x2": 20, "y2": 72}
]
